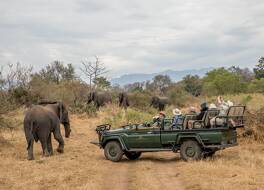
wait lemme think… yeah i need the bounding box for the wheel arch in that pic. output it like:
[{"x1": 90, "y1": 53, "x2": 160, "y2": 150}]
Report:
[
  {"x1": 176, "y1": 134, "x2": 205, "y2": 147},
  {"x1": 102, "y1": 136, "x2": 128, "y2": 150}
]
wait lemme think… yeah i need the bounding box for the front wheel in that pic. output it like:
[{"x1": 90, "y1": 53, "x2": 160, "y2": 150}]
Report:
[
  {"x1": 180, "y1": 140, "x2": 202, "y2": 161},
  {"x1": 124, "y1": 151, "x2": 141, "y2": 160},
  {"x1": 104, "y1": 141, "x2": 123, "y2": 162}
]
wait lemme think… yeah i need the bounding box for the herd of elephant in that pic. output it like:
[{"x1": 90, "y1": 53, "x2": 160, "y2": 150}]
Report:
[
  {"x1": 23, "y1": 92, "x2": 168, "y2": 160},
  {"x1": 88, "y1": 91, "x2": 169, "y2": 111}
]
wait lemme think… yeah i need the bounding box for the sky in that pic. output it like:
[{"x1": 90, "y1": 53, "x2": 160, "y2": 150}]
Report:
[{"x1": 0, "y1": 0, "x2": 263, "y2": 78}]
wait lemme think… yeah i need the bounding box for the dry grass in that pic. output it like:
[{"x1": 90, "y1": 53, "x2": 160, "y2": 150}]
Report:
[{"x1": 1, "y1": 95, "x2": 264, "y2": 190}]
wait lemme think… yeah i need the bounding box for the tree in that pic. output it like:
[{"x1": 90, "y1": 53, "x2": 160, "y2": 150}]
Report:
[
  {"x1": 182, "y1": 75, "x2": 202, "y2": 96},
  {"x1": 248, "y1": 78, "x2": 264, "y2": 93},
  {"x1": 202, "y1": 68, "x2": 245, "y2": 95},
  {"x1": 0, "y1": 67, "x2": 5, "y2": 90},
  {"x1": 228, "y1": 66, "x2": 254, "y2": 82},
  {"x1": 35, "y1": 61, "x2": 75, "y2": 84},
  {"x1": 152, "y1": 75, "x2": 171, "y2": 95},
  {"x1": 80, "y1": 56, "x2": 107, "y2": 90},
  {"x1": 93, "y1": 77, "x2": 111, "y2": 90},
  {"x1": 254, "y1": 57, "x2": 264, "y2": 79},
  {"x1": 124, "y1": 82, "x2": 144, "y2": 92},
  {"x1": 5, "y1": 62, "x2": 33, "y2": 90}
]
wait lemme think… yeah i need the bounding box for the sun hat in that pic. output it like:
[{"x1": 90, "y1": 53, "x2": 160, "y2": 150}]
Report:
[
  {"x1": 173, "y1": 108, "x2": 182, "y2": 115},
  {"x1": 159, "y1": 111, "x2": 166, "y2": 117},
  {"x1": 209, "y1": 103, "x2": 217, "y2": 109}
]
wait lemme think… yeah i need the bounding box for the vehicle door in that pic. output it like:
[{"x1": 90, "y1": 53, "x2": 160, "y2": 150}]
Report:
[
  {"x1": 160, "y1": 128, "x2": 178, "y2": 146},
  {"x1": 123, "y1": 127, "x2": 162, "y2": 149}
]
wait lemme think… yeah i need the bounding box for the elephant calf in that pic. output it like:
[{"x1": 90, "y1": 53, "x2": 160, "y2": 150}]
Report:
[{"x1": 24, "y1": 102, "x2": 71, "y2": 160}]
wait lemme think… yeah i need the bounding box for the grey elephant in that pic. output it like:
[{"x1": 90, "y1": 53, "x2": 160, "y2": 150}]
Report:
[
  {"x1": 150, "y1": 96, "x2": 169, "y2": 111},
  {"x1": 118, "y1": 92, "x2": 130, "y2": 110},
  {"x1": 87, "y1": 91, "x2": 112, "y2": 109},
  {"x1": 23, "y1": 101, "x2": 71, "y2": 160}
]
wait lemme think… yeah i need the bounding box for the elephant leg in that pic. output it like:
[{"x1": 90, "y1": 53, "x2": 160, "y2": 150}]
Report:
[
  {"x1": 53, "y1": 128, "x2": 64, "y2": 153},
  {"x1": 40, "y1": 137, "x2": 50, "y2": 157},
  {"x1": 27, "y1": 139, "x2": 34, "y2": 160},
  {"x1": 47, "y1": 134, "x2": 53, "y2": 155}
]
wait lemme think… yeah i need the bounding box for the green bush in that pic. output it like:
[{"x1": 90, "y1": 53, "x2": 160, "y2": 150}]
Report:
[
  {"x1": 248, "y1": 79, "x2": 264, "y2": 93},
  {"x1": 202, "y1": 68, "x2": 247, "y2": 96},
  {"x1": 102, "y1": 106, "x2": 153, "y2": 128},
  {"x1": 166, "y1": 84, "x2": 193, "y2": 107},
  {"x1": 69, "y1": 101, "x2": 97, "y2": 116},
  {"x1": 128, "y1": 91, "x2": 152, "y2": 111}
]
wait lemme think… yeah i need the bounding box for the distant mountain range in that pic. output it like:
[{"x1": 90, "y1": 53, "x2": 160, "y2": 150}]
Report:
[{"x1": 111, "y1": 68, "x2": 213, "y2": 86}]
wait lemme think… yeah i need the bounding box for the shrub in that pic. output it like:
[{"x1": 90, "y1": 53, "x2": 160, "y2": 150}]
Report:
[
  {"x1": 202, "y1": 68, "x2": 247, "y2": 96},
  {"x1": 128, "y1": 91, "x2": 152, "y2": 111},
  {"x1": 248, "y1": 79, "x2": 264, "y2": 93},
  {"x1": 166, "y1": 84, "x2": 193, "y2": 107},
  {"x1": 102, "y1": 106, "x2": 153, "y2": 128}
]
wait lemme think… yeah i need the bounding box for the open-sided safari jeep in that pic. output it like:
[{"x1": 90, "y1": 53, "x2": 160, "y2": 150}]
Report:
[{"x1": 91, "y1": 106, "x2": 246, "y2": 162}]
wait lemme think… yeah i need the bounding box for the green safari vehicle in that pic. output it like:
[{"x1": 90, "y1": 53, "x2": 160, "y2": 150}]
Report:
[{"x1": 91, "y1": 106, "x2": 245, "y2": 162}]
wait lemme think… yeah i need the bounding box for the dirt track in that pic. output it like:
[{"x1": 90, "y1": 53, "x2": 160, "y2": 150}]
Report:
[
  {"x1": 0, "y1": 115, "x2": 185, "y2": 190},
  {"x1": 1, "y1": 113, "x2": 264, "y2": 190}
]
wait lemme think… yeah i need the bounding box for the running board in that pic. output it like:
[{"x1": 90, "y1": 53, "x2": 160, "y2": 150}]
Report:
[{"x1": 127, "y1": 148, "x2": 172, "y2": 152}]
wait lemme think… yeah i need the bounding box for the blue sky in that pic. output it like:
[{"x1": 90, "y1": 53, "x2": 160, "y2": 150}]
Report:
[{"x1": 0, "y1": 0, "x2": 263, "y2": 77}]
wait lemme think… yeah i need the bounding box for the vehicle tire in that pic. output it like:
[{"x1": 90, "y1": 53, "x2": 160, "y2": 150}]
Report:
[
  {"x1": 104, "y1": 141, "x2": 123, "y2": 162},
  {"x1": 124, "y1": 151, "x2": 141, "y2": 160},
  {"x1": 180, "y1": 140, "x2": 202, "y2": 161}
]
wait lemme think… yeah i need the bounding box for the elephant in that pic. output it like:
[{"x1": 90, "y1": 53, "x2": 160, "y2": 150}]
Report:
[
  {"x1": 118, "y1": 92, "x2": 130, "y2": 110},
  {"x1": 23, "y1": 101, "x2": 71, "y2": 160},
  {"x1": 150, "y1": 96, "x2": 169, "y2": 111},
  {"x1": 87, "y1": 91, "x2": 112, "y2": 109}
]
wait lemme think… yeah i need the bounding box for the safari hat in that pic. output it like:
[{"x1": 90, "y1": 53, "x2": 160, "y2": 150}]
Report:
[
  {"x1": 173, "y1": 108, "x2": 182, "y2": 116},
  {"x1": 159, "y1": 111, "x2": 166, "y2": 117},
  {"x1": 209, "y1": 103, "x2": 217, "y2": 109}
]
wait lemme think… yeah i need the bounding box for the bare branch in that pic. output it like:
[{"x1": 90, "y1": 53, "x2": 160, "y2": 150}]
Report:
[{"x1": 80, "y1": 56, "x2": 108, "y2": 90}]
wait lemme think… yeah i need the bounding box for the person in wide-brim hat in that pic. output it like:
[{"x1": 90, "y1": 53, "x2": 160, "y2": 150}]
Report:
[{"x1": 173, "y1": 108, "x2": 182, "y2": 116}]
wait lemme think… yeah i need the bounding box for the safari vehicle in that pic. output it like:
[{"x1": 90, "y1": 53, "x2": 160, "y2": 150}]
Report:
[{"x1": 91, "y1": 106, "x2": 245, "y2": 162}]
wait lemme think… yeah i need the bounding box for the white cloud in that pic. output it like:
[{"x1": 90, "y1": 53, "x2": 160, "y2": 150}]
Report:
[{"x1": 0, "y1": 0, "x2": 263, "y2": 77}]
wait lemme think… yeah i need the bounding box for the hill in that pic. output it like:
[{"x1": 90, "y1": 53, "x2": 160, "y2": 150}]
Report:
[{"x1": 111, "y1": 67, "x2": 213, "y2": 86}]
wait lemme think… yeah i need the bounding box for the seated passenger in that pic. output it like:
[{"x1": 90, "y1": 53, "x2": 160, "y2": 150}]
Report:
[
  {"x1": 188, "y1": 102, "x2": 208, "y2": 129},
  {"x1": 172, "y1": 108, "x2": 183, "y2": 129},
  {"x1": 172, "y1": 108, "x2": 183, "y2": 124},
  {"x1": 153, "y1": 112, "x2": 166, "y2": 128},
  {"x1": 210, "y1": 96, "x2": 234, "y2": 127},
  {"x1": 196, "y1": 102, "x2": 209, "y2": 120}
]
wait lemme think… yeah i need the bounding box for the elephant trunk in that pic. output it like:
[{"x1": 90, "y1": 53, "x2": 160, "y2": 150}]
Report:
[{"x1": 63, "y1": 123, "x2": 71, "y2": 138}]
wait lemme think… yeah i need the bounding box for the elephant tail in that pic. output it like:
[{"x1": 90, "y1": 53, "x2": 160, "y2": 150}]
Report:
[{"x1": 24, "y1": 119, "x2": 37, "y2": 150}]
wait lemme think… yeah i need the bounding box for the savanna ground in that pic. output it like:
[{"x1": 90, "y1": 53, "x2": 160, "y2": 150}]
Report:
[{"x1": 1, "y1": 94, "x2": 264, "y2": 190}]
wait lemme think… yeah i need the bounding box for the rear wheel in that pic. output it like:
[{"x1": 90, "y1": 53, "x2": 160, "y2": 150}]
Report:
[
  {"x1": 180, "y1": 140, "x2": 202, "y2": 161},
  {"x1": 124, "y1": 151, "x2": 141, "y2": 160},
  {"x1": 104, "y1": 141, "x2": 123, "y2": 162},
  {"x1": 203, "y1": 149, "x2": 216, "y2": 158}
]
